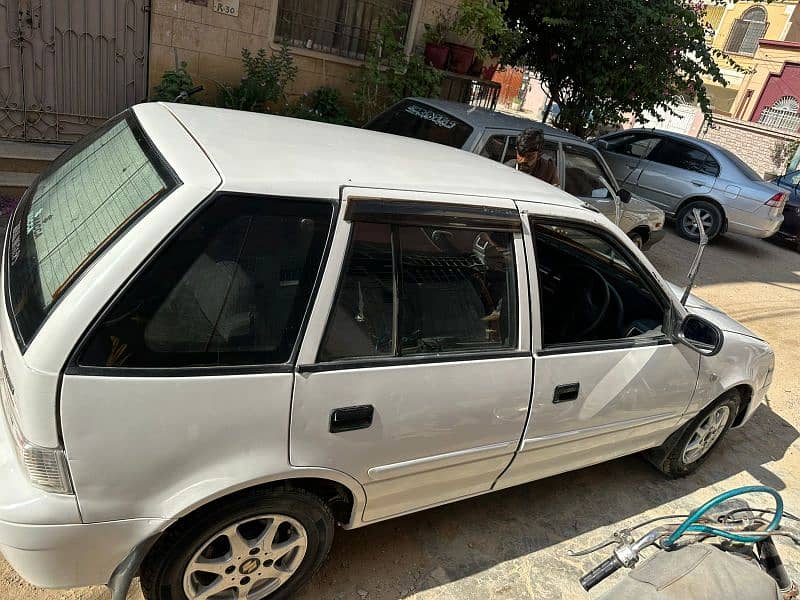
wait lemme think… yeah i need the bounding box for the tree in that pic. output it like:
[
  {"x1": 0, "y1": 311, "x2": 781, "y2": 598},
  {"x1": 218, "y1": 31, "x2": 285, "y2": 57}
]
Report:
[{"x1": 505, "y1": 0, "x2": 739, "y2": 136}]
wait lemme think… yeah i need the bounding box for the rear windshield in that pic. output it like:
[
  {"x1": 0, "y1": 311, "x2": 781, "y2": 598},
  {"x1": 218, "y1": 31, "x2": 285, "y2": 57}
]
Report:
[
  {"x1": 365, "y1": 100, "x2": 474, "y2": 149},
  {"x1": 717, "y1": 147, "x2": 762, "y2": 181},
  {"x1": 6, "y1": 112, "x2": 178, "y2": 348}
]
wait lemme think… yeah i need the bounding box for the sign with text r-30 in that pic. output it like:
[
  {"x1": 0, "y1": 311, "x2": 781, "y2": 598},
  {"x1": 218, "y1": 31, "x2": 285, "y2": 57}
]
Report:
[{"x1": 212, "y1": 0, "x2": 239, "y2": 17}]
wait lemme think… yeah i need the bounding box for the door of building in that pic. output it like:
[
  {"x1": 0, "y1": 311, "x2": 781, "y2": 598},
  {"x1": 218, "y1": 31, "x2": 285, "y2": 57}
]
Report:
[{"x1": 0, "y1": 0, "x2": 151, "y2": 142}]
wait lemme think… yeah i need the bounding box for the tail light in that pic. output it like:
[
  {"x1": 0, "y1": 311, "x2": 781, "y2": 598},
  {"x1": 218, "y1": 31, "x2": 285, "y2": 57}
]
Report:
[
  {"x1": 1, "y1": 365, "x2": 73, "y2": 494},
  {"x1": 765, "y1": 192, "x2": 787, "y2": 208}
]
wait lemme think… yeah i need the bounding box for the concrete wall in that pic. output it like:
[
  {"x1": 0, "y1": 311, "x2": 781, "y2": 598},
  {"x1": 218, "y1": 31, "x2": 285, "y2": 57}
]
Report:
[
  {"x1": 698, "y1": 114, "x2": 800, "y2": 178},
  {"x1": 149, "y1": 0, "x2": 460, "y2": 102}
]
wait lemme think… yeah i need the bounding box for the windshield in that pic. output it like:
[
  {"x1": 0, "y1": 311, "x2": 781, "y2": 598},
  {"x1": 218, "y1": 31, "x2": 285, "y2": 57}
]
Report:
[
  {"x1": 365, "y1": 100, "x2": 474, "y2": 149},
  {"x1": 717, "y1": 147, "x2": 762, "y2": 181},
  {"x1": 6, "y1": 112, "x2": 178, "y2": 348}
]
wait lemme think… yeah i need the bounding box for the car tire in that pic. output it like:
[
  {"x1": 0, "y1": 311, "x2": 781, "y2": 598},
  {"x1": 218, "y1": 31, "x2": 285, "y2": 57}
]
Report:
[
  {"x1": 676, "y1": 200, "x2": 724, "y2": 241},
  {"x1": 140, "y1": 486, "x2": 334, "y2": 600},
  {"x1": 646, "y1": 389, "x2": 741, "y2": 479},
  {"x1": 628, "y1": 232, "x2": 644, "y2": 250}
]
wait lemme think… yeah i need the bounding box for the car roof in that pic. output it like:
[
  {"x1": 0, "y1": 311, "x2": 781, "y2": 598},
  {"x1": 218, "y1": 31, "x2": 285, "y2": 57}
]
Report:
[
  {"x1": 606, "y1": 127, "x2": 715, "y2": 148},
  {"x1": 148, "y1": 103, "x2": 588, "y2": 211},
  {"x1": 406, "y1": 97, "x2": 582, "y2": 142}
]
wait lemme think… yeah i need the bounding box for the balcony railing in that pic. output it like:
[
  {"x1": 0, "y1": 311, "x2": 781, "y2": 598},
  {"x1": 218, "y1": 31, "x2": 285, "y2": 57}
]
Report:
[
  {"x1": 439, "y1": 72, "x2": 501, "y2": 111},
  {"x1": 758, "y1": 106, "x2": 800, "y2": 132}
]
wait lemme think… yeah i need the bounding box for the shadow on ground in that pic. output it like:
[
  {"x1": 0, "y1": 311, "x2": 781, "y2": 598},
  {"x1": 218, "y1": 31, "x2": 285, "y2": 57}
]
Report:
[{"x1": 297, "y1": 404, "x2": 797, "y2": 599}]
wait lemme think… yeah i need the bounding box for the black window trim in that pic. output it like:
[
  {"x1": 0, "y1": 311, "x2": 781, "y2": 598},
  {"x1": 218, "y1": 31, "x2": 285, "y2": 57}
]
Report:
[
  {"x1": 64, "y1": 192, "x2": 339, "y2": 377},
  {"x1": 529, "y1": 216, "x2": 677, "y2": 356},
  {"x1": 314, "y1": 201, "x2": 523, "y2": 366},
  {"x1": 6, "y1": 110, "x2": 182, "y2": 354},
  {"x1": 602, "y1": 131, "x2": 663, "y2": 159}
]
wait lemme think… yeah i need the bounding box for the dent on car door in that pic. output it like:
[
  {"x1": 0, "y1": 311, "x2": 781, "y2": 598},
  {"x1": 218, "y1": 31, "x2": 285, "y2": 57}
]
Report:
[
  {"x1": 290, "y1": 193, "x2": 533, "y2": 523},
  {"x1": 496, "y1": 215, "x2": 700, "y2": 489}
]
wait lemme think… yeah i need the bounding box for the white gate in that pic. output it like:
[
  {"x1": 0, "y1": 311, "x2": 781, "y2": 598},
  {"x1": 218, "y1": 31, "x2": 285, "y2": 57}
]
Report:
[{"x1": 636, "y1": 101, "x2": 699, "y2": 135}]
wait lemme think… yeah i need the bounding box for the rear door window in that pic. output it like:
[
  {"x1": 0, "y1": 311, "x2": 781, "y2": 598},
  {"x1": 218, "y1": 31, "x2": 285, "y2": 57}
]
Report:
[
  {"x1": 6, "y1": 113, "x2": 178, "y2": 348},
  {"x1": 319, "y1": 220, "x2": 518, "y2": 361},
  {"x1": 648, "y1": 139, "x2": 720, "y2": 176},
  {"x1": 365, "y1": 100, "x2": 473, "y2": 149},
  {"x1": 78, "y1": 196, "x2": 333, "y2": 369}
]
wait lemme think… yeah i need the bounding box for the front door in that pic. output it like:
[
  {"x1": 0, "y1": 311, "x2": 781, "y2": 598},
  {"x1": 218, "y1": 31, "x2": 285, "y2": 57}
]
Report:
[
  {"x1": 562, "y1": 143, "x2": 620, "y2": 225},
  {"x1": 290, "y1": 189, "x2": 533, "y2": 523},
  {"x1": 497, "y1": 208, "x2": 699, "y2": 489},
  {"x1": 0, "y1": 0, "x2": 151, "y2": 142}
]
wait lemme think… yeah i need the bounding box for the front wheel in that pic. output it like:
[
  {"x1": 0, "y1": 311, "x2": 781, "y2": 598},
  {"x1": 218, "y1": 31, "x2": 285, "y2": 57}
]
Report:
[
  {"x1": 628, "y1": 231, "x2": 644, "y2": 250},
  {"x1": 141, "y1": 487, "x2": 334, "y2": 600},
  {"x1": 676, "y1": 200, "x2": 724, "y2": 241},
  {"x1": 648, "y1": 390, "x2": 741, "y2": 478}
]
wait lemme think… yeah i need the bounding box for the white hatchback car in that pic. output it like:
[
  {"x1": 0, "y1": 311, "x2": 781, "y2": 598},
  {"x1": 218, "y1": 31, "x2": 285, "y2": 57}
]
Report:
[{"x1": 0, "y1": 104, "x2": 775, "y2": 600}]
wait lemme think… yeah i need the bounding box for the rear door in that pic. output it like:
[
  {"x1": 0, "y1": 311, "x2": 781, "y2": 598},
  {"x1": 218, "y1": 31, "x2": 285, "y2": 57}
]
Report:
[
  {"x1": 290, "y1": 188, "x2": 532, "y2": 523},
  {"x1": 635, "y1": 139, "x2": 719, "y2": 213}
]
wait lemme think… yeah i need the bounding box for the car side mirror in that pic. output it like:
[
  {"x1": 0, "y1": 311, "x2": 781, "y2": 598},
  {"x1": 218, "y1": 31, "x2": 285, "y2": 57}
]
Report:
[
  {"x1": 596, "y1": 139, "x2": 609, "y2": 151},
  {"x1": 618, "y1": 188, "x2": 632, "y2": 203},
  {"x1": 677, "y1": 314, "x2": 723, "y2": 356}
]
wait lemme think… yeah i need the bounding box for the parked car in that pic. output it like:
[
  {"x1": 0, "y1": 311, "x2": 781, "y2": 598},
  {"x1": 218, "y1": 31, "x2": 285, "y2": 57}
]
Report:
[
  {"x1": 767, "y1": 169, "x2": 800, "y2": 250},
  {"x1": 594, "y1": 128, "x2": 786, "y2": 241},
  {"x1": 0, "y1": 104, "x2": 775, "y2": 600},
  {"x1": 365, "y1": 98, "x2": 666, "y2": 250}
]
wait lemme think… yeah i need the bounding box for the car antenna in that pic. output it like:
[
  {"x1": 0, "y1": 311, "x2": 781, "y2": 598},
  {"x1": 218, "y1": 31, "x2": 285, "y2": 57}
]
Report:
[{"x1": 681, "y1": 208, "x2": 708, "y2": 305}]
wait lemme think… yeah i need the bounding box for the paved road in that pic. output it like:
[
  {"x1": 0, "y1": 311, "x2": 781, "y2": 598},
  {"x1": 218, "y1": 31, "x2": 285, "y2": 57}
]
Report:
[{"x1": 2, "y1": 229, "x2": 799, "y2": 600}]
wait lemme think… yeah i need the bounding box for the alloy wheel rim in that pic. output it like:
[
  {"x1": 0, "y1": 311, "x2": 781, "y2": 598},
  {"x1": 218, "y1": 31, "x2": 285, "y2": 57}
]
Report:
[
  {"x1": 682, "y1": 405, "x2": 730, "y2": 464},
  {"x1": 683, "y1": 209, "x2": 715, "y2": 236},
  {"x1": 182, "y1": 514, "x2": 307, "y2": 600}
]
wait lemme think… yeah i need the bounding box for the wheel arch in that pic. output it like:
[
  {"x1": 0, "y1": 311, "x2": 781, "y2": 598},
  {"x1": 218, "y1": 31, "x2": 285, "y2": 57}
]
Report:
[
  {"x1": 629, "y1": 225, "x2": 650, "y2": 244},
  {"x1": 676, "y1": 196, "x2": 729, "y2": 232}
]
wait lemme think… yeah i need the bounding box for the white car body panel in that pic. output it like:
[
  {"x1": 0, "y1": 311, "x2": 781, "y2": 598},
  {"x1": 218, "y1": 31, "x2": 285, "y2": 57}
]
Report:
[{"x1": 0, "y1": 104, "x2": 775, "y2": 593}]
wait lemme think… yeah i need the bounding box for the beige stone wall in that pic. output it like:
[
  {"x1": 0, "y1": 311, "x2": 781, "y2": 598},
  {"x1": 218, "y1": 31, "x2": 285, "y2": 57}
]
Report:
[
  {"x1": 698, "y1": 115, "x2": 800, "y2": 178},
  {"x1": 149, "y1": 0, "x2": 461, "y2": 102}
]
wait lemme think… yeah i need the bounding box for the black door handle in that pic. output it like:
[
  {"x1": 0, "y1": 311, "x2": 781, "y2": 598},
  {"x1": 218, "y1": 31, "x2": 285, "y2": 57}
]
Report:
[
  {"x1": 330, "y1": 405, "x2": 374, "y2": 433},
  {"x1": 553, "y1": 383, "x2": 580, "y2": 404}
]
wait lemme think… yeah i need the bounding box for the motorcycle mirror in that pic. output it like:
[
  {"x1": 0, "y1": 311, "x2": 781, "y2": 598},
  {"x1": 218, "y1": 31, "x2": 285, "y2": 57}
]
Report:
[{"x1": 680, "y1": 208, "x2": 708, "y2": 306}]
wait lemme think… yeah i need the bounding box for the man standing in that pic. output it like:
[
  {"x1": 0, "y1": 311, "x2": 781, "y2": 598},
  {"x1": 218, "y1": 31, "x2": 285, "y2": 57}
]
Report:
[{"x1": 508, "y1": 128, "x2": 560, "y2": 186}]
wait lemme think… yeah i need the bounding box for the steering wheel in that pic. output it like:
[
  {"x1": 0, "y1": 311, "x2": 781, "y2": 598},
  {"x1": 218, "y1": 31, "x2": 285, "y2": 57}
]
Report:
[{"x1": 556, "y1": 265, "x2": 612, "y2": 340}]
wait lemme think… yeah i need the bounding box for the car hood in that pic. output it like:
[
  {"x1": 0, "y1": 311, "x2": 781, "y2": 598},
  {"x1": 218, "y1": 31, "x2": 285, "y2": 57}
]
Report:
[{"x1": 666, "y1": 282, "x2": 764, "y2": 341}]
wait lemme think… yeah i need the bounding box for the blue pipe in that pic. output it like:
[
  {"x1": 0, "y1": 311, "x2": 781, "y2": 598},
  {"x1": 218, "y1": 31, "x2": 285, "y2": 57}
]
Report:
[{"x1": 664, "y1": 486, "x2": 783, "y2": 547}]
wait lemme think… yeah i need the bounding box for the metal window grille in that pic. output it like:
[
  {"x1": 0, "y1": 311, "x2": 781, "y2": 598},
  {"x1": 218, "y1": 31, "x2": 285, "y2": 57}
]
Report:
[
  {"x1": 758, "y1": 106, "x2": 800, "y2": 132},
  {"x1": 275, "y1": 0, "x2": 413, "y2": 60},
  {"x1": 725, "y1": 14, "x2": 768, "y2": 56}
]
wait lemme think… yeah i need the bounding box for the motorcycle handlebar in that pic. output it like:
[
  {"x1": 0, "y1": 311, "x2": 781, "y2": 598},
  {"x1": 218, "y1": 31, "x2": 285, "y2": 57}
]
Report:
[{"x1": 579, "y1": 555, "x2": 623, "y2": 591}]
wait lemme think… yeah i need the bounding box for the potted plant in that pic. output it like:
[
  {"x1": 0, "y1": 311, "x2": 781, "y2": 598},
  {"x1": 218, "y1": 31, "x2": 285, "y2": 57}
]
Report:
[
  {"x1": 423, "y1": 19, "x2": 450, "y2": 70},
  {"x1": 451, "y1": 0, "x2": 509, "y2": 75}
]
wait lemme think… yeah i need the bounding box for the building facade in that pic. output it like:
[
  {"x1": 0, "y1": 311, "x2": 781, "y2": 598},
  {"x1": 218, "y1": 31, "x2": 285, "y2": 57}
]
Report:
[{"x1": 704, "y1": 0, "x2": 800, "y2": 113}]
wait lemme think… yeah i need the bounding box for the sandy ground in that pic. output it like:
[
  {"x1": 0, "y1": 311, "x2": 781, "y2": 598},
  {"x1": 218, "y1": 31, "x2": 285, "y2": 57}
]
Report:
[{"x1": 2, "y1": 229, "x2": 800, "y2": 600}]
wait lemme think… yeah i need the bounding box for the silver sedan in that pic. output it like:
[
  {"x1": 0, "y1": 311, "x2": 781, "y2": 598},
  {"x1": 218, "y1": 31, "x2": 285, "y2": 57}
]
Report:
[{"x1": 595, "y1": 129, "x2": 785, "y2": 241}]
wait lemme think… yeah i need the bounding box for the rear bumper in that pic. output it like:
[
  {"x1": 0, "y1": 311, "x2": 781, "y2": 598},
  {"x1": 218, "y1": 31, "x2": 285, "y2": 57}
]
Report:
[
  {"x1": 727, "y1": 216, "x2": 783, "y2": 239},
  {"x1": 0, "y1": 516, "x2": 168, "y2": 589},
  {"x1": 642, "y1": 228, "x2": 665, "y2": 250}
]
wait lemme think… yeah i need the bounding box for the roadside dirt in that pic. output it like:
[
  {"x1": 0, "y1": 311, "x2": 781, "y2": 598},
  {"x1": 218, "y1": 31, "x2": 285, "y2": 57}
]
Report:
[{"x1": 2, "y1": 229, "x2": 799, "y2": 600}]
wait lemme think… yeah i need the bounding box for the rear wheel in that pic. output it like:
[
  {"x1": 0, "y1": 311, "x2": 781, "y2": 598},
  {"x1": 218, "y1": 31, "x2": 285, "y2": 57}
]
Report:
[
  {"x1": 676, "y1": 200, "x2": 723, "y2": 241},
  {"x1": 648, "y1": 390, "x2": 741, "y2": 478},
  {"x1": 141, "y1": 487, "x2": 334, "y2": 600}
]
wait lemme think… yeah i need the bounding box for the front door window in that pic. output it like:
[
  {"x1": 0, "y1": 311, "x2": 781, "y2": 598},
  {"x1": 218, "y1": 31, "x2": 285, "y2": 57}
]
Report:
[{"x1": 532, "y1": 222, "x2": 668, "y2": 348}]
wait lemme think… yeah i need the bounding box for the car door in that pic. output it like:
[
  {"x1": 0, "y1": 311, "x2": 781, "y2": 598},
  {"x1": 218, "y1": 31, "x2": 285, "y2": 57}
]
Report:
[
  {"x1": 597, "y1": 132, "x2": 662, "y2": 187},
  {"x1": 290, "y1": 188, "x2": 533, "y2": 523},
  {"x1": 562, "y1": 143, "x2": 620, "y2": 225},
  {"x1": 635, "y1": 138, "x2": 719, "y2": 213},
  {"x1": 496, "y1": 204, "x2": 700, "y2": 489}
]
